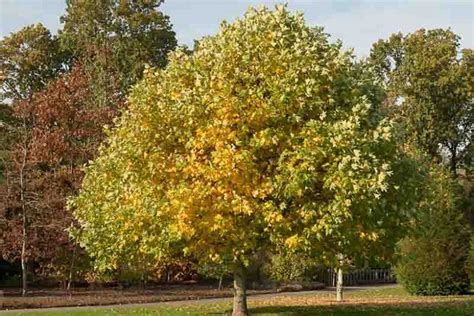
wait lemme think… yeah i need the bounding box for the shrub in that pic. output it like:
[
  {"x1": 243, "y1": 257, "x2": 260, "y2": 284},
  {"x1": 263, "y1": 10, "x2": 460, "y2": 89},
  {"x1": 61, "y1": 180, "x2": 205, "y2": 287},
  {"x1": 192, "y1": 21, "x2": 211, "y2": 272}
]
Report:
[
  {"x1": 467, "y1": 238, "x2": 474, "y2": 284},
  {"x1": 266, "y1": 252, "x2": 317, "y2": 284},
  {"x1": 396, "y1": 235, "x2": 470, "y2": 295},
  {"x1": 395, "y1": 167, "x2": 471, "y2": 295}
]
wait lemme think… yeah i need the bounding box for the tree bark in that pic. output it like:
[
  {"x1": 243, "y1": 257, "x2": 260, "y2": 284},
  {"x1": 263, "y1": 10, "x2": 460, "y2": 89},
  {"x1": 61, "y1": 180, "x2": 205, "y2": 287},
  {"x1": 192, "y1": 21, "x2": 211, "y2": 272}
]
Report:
[{"x1": 232, "y1": 263, "x2": 249, "y2": 316}]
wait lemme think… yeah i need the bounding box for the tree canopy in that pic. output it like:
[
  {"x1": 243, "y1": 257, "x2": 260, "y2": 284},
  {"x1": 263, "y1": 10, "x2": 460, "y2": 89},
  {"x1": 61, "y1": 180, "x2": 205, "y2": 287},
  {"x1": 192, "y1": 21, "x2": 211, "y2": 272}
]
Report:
[
  {"x1": 0, "y1": 23, "x2": 65, "y2": 103},
  {"x1": 60, "y1": 0, "x2": 177, "y2": 93},
  {"x1": 70, "y1": 6, "x2": 420, "y2": 314},
  {"x1": 370, "y1": 29, "x2": 474, "y2": 174}
]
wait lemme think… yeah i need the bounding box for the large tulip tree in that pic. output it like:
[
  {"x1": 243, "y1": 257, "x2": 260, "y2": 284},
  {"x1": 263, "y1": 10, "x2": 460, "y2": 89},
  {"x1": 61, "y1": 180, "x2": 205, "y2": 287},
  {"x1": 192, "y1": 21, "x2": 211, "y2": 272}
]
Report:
[{"x1": 70, "y1": 6, "x2": 417, "y2": 315}]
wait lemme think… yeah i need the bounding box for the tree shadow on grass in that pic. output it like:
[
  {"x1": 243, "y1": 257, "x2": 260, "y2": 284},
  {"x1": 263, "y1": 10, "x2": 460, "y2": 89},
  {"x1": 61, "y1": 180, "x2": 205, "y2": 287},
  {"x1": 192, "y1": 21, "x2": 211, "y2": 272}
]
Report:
[{"x1": 248, "y1": 301, "x2": 474, "y2": 316}]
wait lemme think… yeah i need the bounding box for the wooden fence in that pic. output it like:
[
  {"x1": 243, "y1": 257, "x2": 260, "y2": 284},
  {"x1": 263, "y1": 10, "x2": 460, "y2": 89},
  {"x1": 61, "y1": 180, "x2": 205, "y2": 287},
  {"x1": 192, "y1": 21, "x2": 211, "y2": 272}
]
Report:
[{"x1": 316, "y1": 268, "x2": 395, "y2": 286}]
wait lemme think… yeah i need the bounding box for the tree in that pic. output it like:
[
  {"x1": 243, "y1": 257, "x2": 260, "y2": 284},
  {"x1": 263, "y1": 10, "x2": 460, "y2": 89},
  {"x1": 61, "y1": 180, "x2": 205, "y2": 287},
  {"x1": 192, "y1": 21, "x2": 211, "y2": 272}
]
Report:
[
  {"x1": 70, "y1": 6, "x2": 420, "y2": 314},
  {"x1": 59, "y1": 0, "x2": 177, "y2": 94},
  {"x1": 369, "y1": 29, "x2": 474, "y2": 175},
  {"x1": 0, "y1": 28, "x2": 66, "y2": 291},
  {"x1": 0, "y1": 23, "x2": 65, "y2": 103},
  {"x1": 0, "y1": 23, "x2": 66, "y2": 295},
  {"x1": 0, "y1": 66, "x2": 117, "y2": 294}
]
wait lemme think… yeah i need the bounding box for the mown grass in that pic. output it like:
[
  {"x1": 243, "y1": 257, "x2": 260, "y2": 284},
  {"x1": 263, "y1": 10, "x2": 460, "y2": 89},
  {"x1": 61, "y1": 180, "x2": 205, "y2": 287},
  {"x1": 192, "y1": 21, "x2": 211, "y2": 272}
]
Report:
[{"x1": 4, "y1": 286, "x2": 474, "y2": 315}]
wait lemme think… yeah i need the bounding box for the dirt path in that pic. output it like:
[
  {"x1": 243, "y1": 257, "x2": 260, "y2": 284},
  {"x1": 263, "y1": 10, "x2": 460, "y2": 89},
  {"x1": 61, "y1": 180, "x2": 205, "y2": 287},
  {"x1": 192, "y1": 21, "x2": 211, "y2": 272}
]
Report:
[{"x1": 0, "y1": 284, "x2": 398, "y2": 314}]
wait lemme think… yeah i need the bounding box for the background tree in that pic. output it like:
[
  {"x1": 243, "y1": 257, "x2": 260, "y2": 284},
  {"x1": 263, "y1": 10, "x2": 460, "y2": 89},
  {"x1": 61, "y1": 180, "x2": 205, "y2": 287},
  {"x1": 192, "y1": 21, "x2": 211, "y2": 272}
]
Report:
[
  {"x1": 0, "y1": 23, "x2": 65, "y2": 103},
  {"x1": 369, "y1": 29, "x2": 473, "y2": 175},
  {"x1": 0, "y1": 25, "x2": 66, "y2": 294},
  {"x1": 59, "y1": 0, "x2": 177, "y2": 95},
  {"x1": 370, "y1": 30, "x2": 473, "y2": 295},
  {"x1": 0, "y1": 66, "x2": 117, "y2": 294},
  {"x1": 70, "y1": 6, "x2": 421, "y2": 314},
  {"x1": 1, "y1": 0, "x2": 177, "y2": 291}
]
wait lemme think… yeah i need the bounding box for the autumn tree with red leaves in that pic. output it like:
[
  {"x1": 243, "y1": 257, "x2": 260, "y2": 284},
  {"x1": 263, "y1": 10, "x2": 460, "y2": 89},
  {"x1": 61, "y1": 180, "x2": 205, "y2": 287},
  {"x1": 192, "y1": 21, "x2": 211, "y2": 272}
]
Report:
[{"x1": 0, "y1": 65, "x2": 118, "y2": 294}]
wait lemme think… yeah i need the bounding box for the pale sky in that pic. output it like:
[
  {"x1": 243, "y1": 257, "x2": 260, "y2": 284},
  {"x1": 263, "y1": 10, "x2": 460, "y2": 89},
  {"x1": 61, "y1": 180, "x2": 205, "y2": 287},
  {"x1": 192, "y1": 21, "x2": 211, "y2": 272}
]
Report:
[{"x1": 0, "y1": 0, "x2": 472, "y2": 57}]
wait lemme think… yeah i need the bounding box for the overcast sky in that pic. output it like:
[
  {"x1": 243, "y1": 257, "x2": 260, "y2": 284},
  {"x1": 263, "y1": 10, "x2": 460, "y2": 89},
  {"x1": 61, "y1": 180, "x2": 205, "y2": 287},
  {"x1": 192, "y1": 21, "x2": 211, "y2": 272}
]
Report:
[{"x1": 1, "y1": 0, "x2": 472, "y2": 57}]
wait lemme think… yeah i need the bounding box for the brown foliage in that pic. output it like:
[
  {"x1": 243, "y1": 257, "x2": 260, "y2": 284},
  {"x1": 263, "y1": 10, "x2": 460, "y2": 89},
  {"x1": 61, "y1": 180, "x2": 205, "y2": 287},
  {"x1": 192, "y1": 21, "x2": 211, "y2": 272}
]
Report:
[{"x1": 0, "y1": 65, "x2": 119, "y2": 278}]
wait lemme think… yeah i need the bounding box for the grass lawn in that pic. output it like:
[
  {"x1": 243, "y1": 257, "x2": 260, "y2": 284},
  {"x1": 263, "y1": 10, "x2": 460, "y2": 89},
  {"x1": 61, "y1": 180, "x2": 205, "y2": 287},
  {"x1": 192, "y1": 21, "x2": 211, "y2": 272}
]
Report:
[{"x1": 3, "y1": 286, "x2": 474, "y2": 315}]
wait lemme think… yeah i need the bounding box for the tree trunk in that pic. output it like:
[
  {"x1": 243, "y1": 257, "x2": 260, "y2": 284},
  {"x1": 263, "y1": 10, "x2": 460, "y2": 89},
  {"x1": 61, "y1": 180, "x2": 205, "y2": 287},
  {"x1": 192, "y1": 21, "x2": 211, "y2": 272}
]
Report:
[
  {"x1": 20, "y1": 223, "x2": 27, "y2": 297},
  {"x1": 19, "y1": 144, "x2": 27, "y2": 297},
  {"x1": 450, "y1": 153, "x2": 457, "y2": 176},
  {"x1": 232, "y1": 263, "x2": 249, "y2": 316},
  {"x1": 449, "y1": 143, "x2": 458, "y2": 177},
  {"x1": 336, "y1": 267, "x2": 343, "y2": 302},
  {"x1": 218, "y1": 273, "x2": 223, "y2": 291},
  {"x1": 166, "y1": 266, "x2": 171, "y2": 283},
  {"x1": 335, "y1": 252, "x2": 345, "y2": 302},
  {"x1": 67, "y1": 236, "x2": 79, "y2": 291}
]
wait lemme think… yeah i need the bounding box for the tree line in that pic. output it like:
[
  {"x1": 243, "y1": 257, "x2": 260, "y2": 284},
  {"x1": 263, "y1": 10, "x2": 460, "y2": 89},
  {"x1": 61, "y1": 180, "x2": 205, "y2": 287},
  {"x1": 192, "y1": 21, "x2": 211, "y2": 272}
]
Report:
[
  {"x1": 0, "y1": 0, "x2": 176, "y2": 293},
  {"x1": 0, "y1": 3, "x2": 472, "y2": 316}
]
